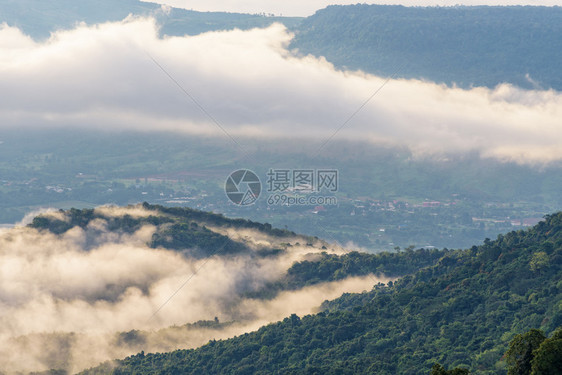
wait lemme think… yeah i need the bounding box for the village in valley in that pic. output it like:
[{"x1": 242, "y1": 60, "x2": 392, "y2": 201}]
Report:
[{"x1": 0, "y1": 170, "x2": 547, "y2": 251}]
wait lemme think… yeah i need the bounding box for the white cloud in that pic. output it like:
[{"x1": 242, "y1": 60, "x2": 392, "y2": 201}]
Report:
[
  {"x1": 1, "y1": 18, "x2": 561, "y2": 164},
  {"x1": 0, "y1": 207, "x2": 388, "y2": 372}
]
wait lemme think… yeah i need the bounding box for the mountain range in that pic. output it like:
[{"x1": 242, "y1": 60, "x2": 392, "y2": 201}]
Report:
[
  {"x1": 65, "y1": 208, "x2": 560, "y2": 374},
  {"x1": 2, "y1": 205, "x2": 558, "y2": 374},
  {"x1": 1, "y1": 3, "x2": 561, "y2": 373}
]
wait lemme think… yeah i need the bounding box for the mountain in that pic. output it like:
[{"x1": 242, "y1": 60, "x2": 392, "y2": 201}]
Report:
[
  {"x1": 1, "y1": 203, "x2": 448, "y2": 373},
  {"x1": 290, "y1": 5, "x2": 562, "y2": 90},
  {"x1": 80, "y1": 211, "x2": 562, "y2": 374},
  {"x1": 29, "y1": 203, "x2": 294, "y2": 258},
  {"x1": 28, "y1": 203, "x2": 446, "y2": 295},
  {"x1": 1, "y1": 2, "x2": 561, "y2": 374},
  {"x1": 1, "y1": 3, "x2": 562, "y2": 252}
]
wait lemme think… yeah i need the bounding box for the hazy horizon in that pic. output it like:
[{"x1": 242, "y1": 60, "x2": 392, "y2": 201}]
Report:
[{"x1": 142, "y1": 0, "x2": 562, "y2": 17}]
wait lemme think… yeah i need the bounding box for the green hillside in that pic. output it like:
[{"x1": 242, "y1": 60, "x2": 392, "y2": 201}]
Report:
[
  {"x1": 17, "y1": 204, "x2": 452, "y2": 374},
  {"x1": 291, "y1": 5, "x2": 562, "y2": 90},
  {"x1": 28, "y1": 203, "x2": 446, "y2": 292},
  {"x1": 80, "y1": 212, "x2": 562, "y2": 374},
  {"x1": 29, "y1": 203, "x2": 296, "y2": 258}
]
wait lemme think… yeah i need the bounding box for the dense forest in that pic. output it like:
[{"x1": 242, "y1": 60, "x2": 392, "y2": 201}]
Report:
[
  {"x1": 79, "y1": 212, "x2": 562, "y2": 374},
  {"x1": 291, "y1": 5, "x2": 562, "y2": 90},
  {"x1": 9, "y1": 204, "x2": 464, "y2": 374},
  {"x1": 2, "y1": 4, "x2": 561, "y2": 373}
]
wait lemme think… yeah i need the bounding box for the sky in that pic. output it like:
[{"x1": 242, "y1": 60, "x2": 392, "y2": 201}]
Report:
[
  {"x1": 1, "y1": 17, "x2": 561, "y2": 164},
  {"x1": 143, "y1": 0, "x2": 562, "y2": 17}
]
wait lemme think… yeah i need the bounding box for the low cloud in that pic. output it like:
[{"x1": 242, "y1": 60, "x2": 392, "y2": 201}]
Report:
[
  {"x1": 0, "y1": 208, "x2": 386, "y2": 373},
  {"x1": 1, "y1": 18, "x2": 561, "y2": 164}
]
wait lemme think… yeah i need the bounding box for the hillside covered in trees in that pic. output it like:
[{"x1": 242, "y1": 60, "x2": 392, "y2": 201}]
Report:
[
  {"x1": 291, "y1": 5, "x2": 562, "y2": 90},
  {"x1": 28, "y1": 203, "x2": 446, "y2": 300},
  {"x1": 79, "y1": 212, "x2": 562, "y2": 374},
  {"x1": 0, "y1": 204, "x2": 459, "y2": 373}
]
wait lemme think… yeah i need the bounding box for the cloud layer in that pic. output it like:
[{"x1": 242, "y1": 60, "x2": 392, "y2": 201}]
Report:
[
  {"x1": 1, "y1": 18, "x2": 561, "y2": 163},
  {"x1": 0, "y1": 207, "x2": 385, "y2": 373}
]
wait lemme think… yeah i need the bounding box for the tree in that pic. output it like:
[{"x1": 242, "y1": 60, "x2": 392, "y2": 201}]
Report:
[
  {"x1": 449, "y1": 370, "x2": 470, "y2": 375},
  {"x1": 530, "y1": 328, "x2": 562, "y2": 375},
  {"x1": 529, "y1": 251, "x2": 549, "y2": 272},
  {"x1": 505, "y1": 329, "x2": 546, "y2": 375},
  {"x1": 430, "y1": 363, "x2": 448, "y2": 375},
  {"x1": 430, "y1": 363, "x2": 470, "y2": 375}
]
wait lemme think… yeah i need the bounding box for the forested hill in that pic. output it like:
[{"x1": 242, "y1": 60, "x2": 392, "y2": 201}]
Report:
[
  {"x1": 18, "y1": 204, "x2": 453, "y2": 373},
  {"x1": 29, "y1": 203, "x2": 296, "y2": 258},
  {"x1": 28, "y1": 203, "x2": 447, "y2": 286},
  {"x1": 291, "y1": 5, "x2": 562, "y2": 90},
  {"x1": 81, "y1": 212, "x2": 562, "y2": 374}
]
